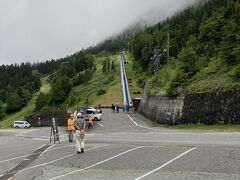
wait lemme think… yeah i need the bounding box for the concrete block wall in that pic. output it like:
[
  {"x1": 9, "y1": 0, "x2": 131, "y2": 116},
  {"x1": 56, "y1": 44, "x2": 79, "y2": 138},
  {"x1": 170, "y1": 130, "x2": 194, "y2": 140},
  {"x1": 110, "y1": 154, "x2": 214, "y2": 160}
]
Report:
[
  {"x1": 138, "y1": 90, "x2": 240, "y2": 125},
  {"x1": 138, "y1": 95, "x2": 185, "y2": 125}
]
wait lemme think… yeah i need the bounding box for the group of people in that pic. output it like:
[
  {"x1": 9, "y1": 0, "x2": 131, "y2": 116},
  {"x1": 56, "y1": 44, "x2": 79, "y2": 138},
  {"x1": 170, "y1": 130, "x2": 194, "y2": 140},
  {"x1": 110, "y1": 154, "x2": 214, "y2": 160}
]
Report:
[
  {"x1": 111, "y1": 103, "x2": 119, "y2": 113},
  {"x1": 123, "y1": 102, "x2": 132, "y2": 114},
  {"x1": 67, "y1": 112, "x2": 94, "y2": 154},
  {"x1": 111, "y1": 102, "x2": 133, "y2": 114}
]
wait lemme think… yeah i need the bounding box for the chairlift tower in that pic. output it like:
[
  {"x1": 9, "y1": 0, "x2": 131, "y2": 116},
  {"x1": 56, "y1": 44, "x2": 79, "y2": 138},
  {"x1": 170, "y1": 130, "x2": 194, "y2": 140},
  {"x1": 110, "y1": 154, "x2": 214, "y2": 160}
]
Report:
[{"x1": 151, "y1": 48, "x2": 162, "y2": 75}]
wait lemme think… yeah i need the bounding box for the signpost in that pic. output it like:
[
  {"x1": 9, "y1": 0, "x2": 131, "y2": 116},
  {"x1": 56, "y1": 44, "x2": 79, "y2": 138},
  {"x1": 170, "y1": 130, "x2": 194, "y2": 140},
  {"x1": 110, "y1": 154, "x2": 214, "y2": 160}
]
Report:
[{"x1": 50, "y1": 117, "x2": 60, "y2": 143}]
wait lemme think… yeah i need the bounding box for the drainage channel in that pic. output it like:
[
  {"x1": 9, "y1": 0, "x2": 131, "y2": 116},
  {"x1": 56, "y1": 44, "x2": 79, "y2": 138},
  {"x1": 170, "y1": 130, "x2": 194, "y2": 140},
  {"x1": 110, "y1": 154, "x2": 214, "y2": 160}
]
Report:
[{"x1": 0, "y1": 144, "x2": 51, "y2": 180}]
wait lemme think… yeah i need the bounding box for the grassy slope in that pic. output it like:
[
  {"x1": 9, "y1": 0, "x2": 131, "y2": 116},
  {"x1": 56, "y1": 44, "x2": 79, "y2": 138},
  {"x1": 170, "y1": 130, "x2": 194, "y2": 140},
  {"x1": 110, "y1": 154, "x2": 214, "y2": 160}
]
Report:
[
  {"x1": 0, "y1": 54, "x2": 141, "y2": 127},
  {"x1": 93, "y1": 81, "x2": 123, "y2": 107},
  {"x1": 146, "y1": 57, "x2": 240, "y2": 96},
  {"x1": 69, "y1": 54, "x2": 123, "y2": 109},
  {"x1": 124, "y1": 54, "x2": 143, "y2": 99},
  {"x1": 185, "y1": 59, "x2": 240, "y2": 93},
  {"x1": 0, "y1": 77, "x2": 51, "y2": 128},
  {"x1": 0, "y1": 55, "x2": 123, "y2": 128}
]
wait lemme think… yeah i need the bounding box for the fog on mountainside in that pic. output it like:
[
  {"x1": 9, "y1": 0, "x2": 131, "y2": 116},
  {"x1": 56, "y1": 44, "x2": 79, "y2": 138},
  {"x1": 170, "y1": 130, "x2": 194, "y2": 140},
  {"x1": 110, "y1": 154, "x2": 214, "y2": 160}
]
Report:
[{"x1": 0, "y1": 0, "x2": 201, "y2": 65}]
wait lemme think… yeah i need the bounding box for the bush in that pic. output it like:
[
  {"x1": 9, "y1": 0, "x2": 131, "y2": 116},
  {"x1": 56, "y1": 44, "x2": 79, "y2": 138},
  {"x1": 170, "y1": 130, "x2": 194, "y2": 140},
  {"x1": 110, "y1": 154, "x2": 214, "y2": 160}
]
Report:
[
  {"x1": 137, "y1": 76, "x2": 146, "y2": 88},
  {"x1": 35, "y1": 93, "x2": 50, "y2": 110},
  {"x1": 228, "y1": 64, "x2": 240, "y2": 79},
  {"x1": 96, "y1": 89, "x2": 106, "y2": 96}
]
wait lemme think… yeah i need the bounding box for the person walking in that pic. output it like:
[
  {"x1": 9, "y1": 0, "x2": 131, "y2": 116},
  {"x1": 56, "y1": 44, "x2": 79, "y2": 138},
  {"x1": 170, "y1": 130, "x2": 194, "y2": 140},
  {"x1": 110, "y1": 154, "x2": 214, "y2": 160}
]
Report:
[
  {"x1": 75, "y1": 113, "x2": 86, "y2": 154},
  {"x1": 67, "y1": 114, "x2": 75, "y2": 142},
  {"x1": 88, "y1": 115, "x2": 94, "y2": 129},
  {"x1": 114, "y1": 103, "x2": 117, "y2": 113},
  {"x1": 123, "y1": 102, "x2": 126, "y2": 113},
  {"x1": 116, "y1": 103, "x2": 119, "y2": 113},
  {"x1": 126, "y1": 103, "x2": 130, "y2": 114},
  {"x1": 111, "y1": 104, "x2": 115, "y2": 113}
]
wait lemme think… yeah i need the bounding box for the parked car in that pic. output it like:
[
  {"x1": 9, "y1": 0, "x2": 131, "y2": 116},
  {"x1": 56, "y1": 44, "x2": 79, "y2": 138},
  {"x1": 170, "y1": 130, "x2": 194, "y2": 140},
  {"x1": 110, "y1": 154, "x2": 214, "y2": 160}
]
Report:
[
  {"x1": 86, "y1": 106, "x2": 102, "y2": 114},
  {"x1": 85, "y1": 109, "x2": 102, "y2": 121},
  {"x1": 13, "y1": 121, "x2": 31, "y2": 128}
]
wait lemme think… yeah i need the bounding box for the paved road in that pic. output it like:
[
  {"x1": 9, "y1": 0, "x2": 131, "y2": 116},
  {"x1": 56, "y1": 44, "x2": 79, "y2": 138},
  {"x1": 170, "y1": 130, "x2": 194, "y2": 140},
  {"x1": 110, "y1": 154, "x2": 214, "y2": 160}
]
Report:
[{"x1": 0, "y1": 109, "x2": 240, "y2": 180}]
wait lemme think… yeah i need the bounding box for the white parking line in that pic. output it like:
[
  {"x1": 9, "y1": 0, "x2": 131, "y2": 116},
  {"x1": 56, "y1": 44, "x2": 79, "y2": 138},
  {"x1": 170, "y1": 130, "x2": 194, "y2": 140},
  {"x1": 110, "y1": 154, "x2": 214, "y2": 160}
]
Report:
[
  {"x1": 0, "y1": 153, "x2": 36, "y2": 163},
  {"x1": 0, "y1": 144, "x2": 75, "y2": 163},
  {"x1": 40, "y1": 144, "x2": 54, "y2": 157},
  {"x1": 0, "y1": 144, "x2": 102, "y2": 163},
  {"x1": 12, "y1": 144, "x2": 109, "y2": 176},
  {"x1": 97, "y1": 122, "x2": 104, "y2": 127},
  {"x1": 134, "y1": 147, "x2": 197, "y2": 180},
  {"x1": 49, "y1": 146, "x2": 143, "y2": 180},
  {"x1": 127, "y1": 114, "x2": 157, "y2": 130}
]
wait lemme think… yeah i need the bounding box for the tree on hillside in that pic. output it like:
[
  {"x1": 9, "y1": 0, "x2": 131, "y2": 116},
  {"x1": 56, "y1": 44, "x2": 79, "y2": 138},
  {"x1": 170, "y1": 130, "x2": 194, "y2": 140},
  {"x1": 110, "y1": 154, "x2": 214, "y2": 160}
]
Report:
[
  {"x1": 0, "y1": 101, "x2": 6, "y2": 120},
  {"x1": 111, "y1": 61, "x2": 116, "y2": 72},
  {"x1": 131, "y1": 32, "x2": 154, "y2": 70},
  {"x1": 17, "y1": 87, "x2": 31, "y2": 107},
  {"x1": 59, "y1": 62, "x2": 76, "y2": 78},
  {"x1": 0, "y1": 90, "x2": 7, "y2": 103},
  {"x1": 74, "y1": 53, "x2": 94, "y2": 73},
  {"x1": 33, "y1": 76, "x2": 42, "y2": 92},
  {"x1": 50, "y1": 76, "x2": 73, "y2": 104},
  {"x1": 6, "y1": 92, "x2": 22, "y2": 113},
  {"x1": 199, "y1": 10, "x2": 224, "y2": 57},
  {"x1": 35, "y1": 93, "x2": 50, "y2": 110},
  {"x1": 102, "y1": 60, "x2": 107, "y2": 73},
  {"x1": 177, "y1": 47, "x2": 199, "y2": 77}
]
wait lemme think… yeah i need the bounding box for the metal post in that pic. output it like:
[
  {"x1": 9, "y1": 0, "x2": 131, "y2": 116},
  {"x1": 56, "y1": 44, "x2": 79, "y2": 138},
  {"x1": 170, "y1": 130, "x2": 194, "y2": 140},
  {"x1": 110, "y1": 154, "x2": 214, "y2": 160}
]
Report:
[
  {"x1": 152, "y1": 48, "x2": 161, "y2": 75},
  {"x1": 167, "y1": 32, "x2": 170, "y2": 64}
]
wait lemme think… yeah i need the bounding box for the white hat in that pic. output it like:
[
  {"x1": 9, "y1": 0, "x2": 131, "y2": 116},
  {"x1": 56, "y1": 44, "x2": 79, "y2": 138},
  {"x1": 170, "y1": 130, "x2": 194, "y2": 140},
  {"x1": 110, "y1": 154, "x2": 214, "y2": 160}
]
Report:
[{"x1": 77, "y1": 113, "x2": 82, "y2": 118}]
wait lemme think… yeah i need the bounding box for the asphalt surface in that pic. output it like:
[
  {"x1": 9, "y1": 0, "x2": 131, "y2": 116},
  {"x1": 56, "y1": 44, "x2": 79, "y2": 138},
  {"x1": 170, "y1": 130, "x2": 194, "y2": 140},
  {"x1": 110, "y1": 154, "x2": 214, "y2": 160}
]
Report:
[{"x1": 0, "y1": 109, "x2": 240, "y2": 180}]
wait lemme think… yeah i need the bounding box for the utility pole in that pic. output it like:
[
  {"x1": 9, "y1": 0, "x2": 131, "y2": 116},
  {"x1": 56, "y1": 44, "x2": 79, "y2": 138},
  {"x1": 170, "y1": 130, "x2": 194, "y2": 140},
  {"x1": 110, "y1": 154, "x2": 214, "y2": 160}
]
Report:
[
  {"x1": 163, "y1": 32, "x2": 170, "y2": 65},
  {"x1": 167, "y1": 32, "x2": 170, "y2": 64}
]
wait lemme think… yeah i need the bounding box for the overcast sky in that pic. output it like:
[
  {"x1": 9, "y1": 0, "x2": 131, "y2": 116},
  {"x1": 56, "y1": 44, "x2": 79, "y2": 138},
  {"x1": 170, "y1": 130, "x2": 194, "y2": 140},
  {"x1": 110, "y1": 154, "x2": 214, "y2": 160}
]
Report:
[{"x1": 0, "y1": 0, "x2": 200, "y2": 65}]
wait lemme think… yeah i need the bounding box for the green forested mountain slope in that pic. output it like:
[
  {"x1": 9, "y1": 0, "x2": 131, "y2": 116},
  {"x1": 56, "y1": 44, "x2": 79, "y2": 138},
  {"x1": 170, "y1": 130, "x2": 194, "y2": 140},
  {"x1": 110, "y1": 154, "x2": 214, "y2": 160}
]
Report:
[
  {"x1": 1, "y1": 0, "x2": 240, "y2": 126},
  {"x1": 130, "y1": 0, "x2": 240, "y2": 95}
]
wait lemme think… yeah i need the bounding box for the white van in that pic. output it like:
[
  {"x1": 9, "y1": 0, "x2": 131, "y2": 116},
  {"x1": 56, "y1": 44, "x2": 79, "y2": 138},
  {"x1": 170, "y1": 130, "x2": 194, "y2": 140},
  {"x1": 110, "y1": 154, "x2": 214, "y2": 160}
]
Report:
[
  {"x1": 13, "y1": 121, "x2": 31, "y2": 128},
  {"x1": 86, "y1": 109, "x2": 102, "y2": 121}
]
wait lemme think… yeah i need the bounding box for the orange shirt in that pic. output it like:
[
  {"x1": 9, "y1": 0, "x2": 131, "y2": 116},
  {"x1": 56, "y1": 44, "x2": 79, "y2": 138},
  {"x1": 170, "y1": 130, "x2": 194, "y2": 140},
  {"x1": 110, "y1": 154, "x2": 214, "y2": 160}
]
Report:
[{"x1": 67, "y1": 118, "x2": 75, "y2": 131}]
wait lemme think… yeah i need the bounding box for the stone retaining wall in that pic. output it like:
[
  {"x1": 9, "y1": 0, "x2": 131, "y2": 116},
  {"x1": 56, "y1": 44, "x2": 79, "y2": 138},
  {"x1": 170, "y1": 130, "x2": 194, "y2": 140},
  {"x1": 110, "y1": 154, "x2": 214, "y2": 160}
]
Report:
[
  {"x1": 138, "y1": 91, "x2": 240, "y2": 125},
  {"x1": 138, "y1": 95, "x2": 184, "y2": 125},
  {"x1": 27, "y1": 110, "x2": 68, "y2": 127},
  {"x1": 182, "y1": 91, "x2": 240, "y2": 125}
]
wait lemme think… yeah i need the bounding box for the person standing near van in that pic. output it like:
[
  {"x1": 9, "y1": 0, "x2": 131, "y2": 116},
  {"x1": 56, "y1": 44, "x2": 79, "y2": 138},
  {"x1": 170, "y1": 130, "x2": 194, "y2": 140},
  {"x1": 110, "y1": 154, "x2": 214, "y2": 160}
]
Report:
[
  {"x1": 75, "y1": 113, "x2": 86, "y2": 154},
  {"x1": 67, "y1": 114, "x2": 75, "y2": 142}
]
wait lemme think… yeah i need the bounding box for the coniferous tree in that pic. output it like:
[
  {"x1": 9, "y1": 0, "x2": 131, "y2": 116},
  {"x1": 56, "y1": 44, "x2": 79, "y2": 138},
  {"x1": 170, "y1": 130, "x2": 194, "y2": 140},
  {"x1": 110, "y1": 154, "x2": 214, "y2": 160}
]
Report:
[{"x1": 6, "y1": 92, "x2": 22, "y2": 113}]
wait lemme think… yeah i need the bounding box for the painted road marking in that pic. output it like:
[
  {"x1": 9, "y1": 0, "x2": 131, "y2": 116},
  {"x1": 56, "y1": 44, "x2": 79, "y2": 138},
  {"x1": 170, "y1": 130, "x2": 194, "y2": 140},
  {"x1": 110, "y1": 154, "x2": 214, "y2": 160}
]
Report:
[
  {"x1": 127, "y1": 114, "x2": 158, "y2": 130},
  {"x1": 12, "y1": 144, "x2": 109, "y2": 176},
  {"x1": 0, "y1": 144, "x2": 51, "y2": 180},
  {"x1": 33, "y1": 138, "x2": 49, "y2": 141},
  {"x1": 86, "y1": 133, "x2": 103, "y2": 136},
  {"x1": 134, "y1": 147, "x2": 197, "y2": 180},
  {"x1": 97, "y1": 122, "x2": 104, "y2": 127},
  {"x1": 40, "y1": 144, "x2": 54, "y2": 157},
  {"x1": 49, "y1": 146, "x2": 143, "y2": 180},
  {"x1": 0, "y1": 144, "x2": 77, "y2": 163}
]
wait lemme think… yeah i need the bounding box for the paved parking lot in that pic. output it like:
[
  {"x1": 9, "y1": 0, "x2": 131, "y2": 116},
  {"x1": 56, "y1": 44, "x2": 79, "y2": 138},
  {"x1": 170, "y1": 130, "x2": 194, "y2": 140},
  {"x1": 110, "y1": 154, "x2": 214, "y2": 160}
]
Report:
[{"x1": 0, "y1": 109, "x2": 240, "y2": 180}]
